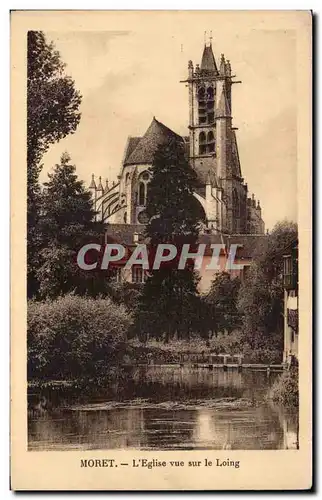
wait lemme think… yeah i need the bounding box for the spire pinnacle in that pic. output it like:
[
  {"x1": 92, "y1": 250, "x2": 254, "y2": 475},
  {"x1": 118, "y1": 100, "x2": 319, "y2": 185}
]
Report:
[
  {"x1": 97, "y1": 176, "x2": 103, "y2": 191},
  {"x1": 220, "y1": 53, "x2": 226, "y2": 75},
  {"x1": 89, "y1": 173, "x2": 96, "y2": 189}
]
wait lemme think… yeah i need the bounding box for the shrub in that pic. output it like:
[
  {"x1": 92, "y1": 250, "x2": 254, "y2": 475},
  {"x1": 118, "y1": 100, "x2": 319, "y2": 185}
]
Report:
[
  {"x1": 107, "y1": 282, "x2": 143, "y2": 311},
  {"x1": 269, "y1": 367, "x2": 299, "y2": 407},
  {"x1": 27, "y1": 295, "x2": 132, "y2": 380}
]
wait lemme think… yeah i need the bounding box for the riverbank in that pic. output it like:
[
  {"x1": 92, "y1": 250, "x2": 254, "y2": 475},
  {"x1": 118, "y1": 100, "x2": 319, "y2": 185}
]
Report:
[
  {"x1": 268, "y1": 366, "x2": 299, "y2": 407},
  {"x1": 127, "y1": 334, "x2": 282, "y2": 365}
]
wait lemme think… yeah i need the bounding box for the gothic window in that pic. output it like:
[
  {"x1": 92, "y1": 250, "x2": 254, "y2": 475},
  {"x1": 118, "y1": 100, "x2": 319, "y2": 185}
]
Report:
[
  {"x1": 123, "y1": 211, "x2": 127, "y2": 223},
  {"x1": 199, "y1": 130, "x2": 216, "y2": 155},
  {"x1": 199, "y1": 132, "x2": 206, "y2": 143},
  {"x1": 198, "y1": 87, "x2": 205, "y2": 99},
  {"x1": 137, "y1": 171, "x2": 150, "y2": 206},
  {"x1": 207, "y1": 86, "x2": 214, "y2": 100},
  {"x1": 138, "y1": 182, "x2": 145, "y2": 206},
  {"x1": 125, "y1": 172, "x2": 130, "y2": 183},
  {"x1": 199, "y1": 132, "x2": 207, "y2": 155},
  {"x1": 207, "y1": 131, "x2": 214, "y2": 141},
  {"x1": 198, "y1": 86, "x2": 206, "y2": 125},
  {"x1": 207, "y1": 112, "x2": 215, "y2": 124},
  {"x1": 207, "y1": 131, "x2": 215, "y2": 153}
]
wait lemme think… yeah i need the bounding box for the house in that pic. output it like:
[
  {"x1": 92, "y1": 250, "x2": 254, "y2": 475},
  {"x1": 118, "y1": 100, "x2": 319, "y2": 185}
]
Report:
[
  {"x1": 104, "y1": 225, "x2": 268, "y2": 293},
  {"x1": 283, "y1": 240, "x2": 299, "y2": 363}
]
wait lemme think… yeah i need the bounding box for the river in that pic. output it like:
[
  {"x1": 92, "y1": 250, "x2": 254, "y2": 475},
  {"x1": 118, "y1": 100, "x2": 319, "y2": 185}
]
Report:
[{"x1": 28, "y1": 365, "x2": 299, "y2": 451}]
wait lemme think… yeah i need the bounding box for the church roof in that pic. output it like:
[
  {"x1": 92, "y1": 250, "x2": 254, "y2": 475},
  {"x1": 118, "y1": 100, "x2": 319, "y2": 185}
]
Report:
[
  {"x1": 200, "y1": 44, "x2": 218, "y2": 74},
  {"x1": 124, "y1": 117, "x2": 184, "y2": 166},
  {"x1": 105, "y1": 224, "x2": 147, "y2": 246},
  {"x1": 123, "y1": 137, "x2": 141, "y2": 164}
]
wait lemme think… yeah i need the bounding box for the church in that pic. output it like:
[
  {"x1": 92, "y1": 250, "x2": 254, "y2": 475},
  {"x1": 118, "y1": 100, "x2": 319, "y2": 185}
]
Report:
[
  {"x1": 89, "y1": 40, "x2": 264, "y2": 235},
  {"x1": 88, "y1": 40, "x2": 266, "y2": 288}
]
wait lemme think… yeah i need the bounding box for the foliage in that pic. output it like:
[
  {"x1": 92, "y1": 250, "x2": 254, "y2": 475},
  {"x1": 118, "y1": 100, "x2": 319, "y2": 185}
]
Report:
[
  {"x1": 128, "y1": 333, "x2": 282, "y2": 364},
  {"x1": 27, "y1": 31, "x2": 82, "y2": 171},
  {"x1": 269, "y1": 366, "x2": 299, "y2": 407},
  {"x1": 27, "y1": 295, "x2": 132, "y2": 380},
  {"x1": 256, "y1": 220, "x2": 298, "y2": 279},
  {"x1": 36, "y1": 152, "x2": 108, "y2": 299},
  {"x1": 27, "y1": 31, "x2": 82, "y2": 298},
  {"x1": 145, "y1": 139, "x2": 203, "y2": 244},
  {"x1": 107, "y1": 282, "x2": 143, "y2": 311},
  {"x1": 238, "y1": 220, "x2": 298, "y2": 349},
  {"x1": 134, "y1": 140, "x2": 204, "y2": 342},
  {"x1": 206, "y1": 272, "x2": 241, "y2": 336}
]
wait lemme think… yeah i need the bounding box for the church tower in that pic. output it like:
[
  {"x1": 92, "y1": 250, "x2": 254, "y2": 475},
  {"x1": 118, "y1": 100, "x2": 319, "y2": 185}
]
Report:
[{"x1": 184, "y1": 37, "x2": 250, "y2": 234}]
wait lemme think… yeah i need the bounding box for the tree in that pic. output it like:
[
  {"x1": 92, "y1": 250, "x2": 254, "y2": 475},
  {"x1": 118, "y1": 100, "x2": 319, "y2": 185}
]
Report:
[
  {"x1": 27, "y1": 31, "x2": 82, "y2": 297},
  {"x1": 36, "y1": 152, "x2": 108, "y2": 299},
  {"x1": 134, "y1": 139, "x2": 204, "y2": 342},
  {"x1": 238, "y1": 220, "x2": 298, "y2": 349},
  {"x1": 206, "y1": 272, "x2": 241, "y2": 337}
]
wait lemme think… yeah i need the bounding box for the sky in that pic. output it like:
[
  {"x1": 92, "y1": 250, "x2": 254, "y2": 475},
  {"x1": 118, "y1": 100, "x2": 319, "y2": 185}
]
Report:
[{"x1": 42, "y1": 21, "x2": 298, "y2": 231}]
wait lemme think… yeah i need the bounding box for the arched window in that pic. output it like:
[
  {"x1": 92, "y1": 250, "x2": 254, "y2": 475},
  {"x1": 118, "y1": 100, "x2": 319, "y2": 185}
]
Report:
[
  {"x1": 199, "y1": 132, "x2": 206, "y2": 143},
  {"x1": 140, "y1": 171, "x2": 149, "y2": 181},
  {"x1": 207, "y1": 86, "x2": 214, "y2": 100},
  {"x1": 199, "y1": 132, "x2": 206, "y2": 155},
  {"x1": 138, "y1": 182, "x2": 145, "y2": 206},
  {"x1": 199, "y1": 131, "x2": 216, "y2": 155},
  {"x1": 207, "y1": 131, "x2": 214, "y2": 142},
  {"x1": 198, "y1": 87, "x2": 205, "y2": 99},
  {"x1": 125, "y1": 172, "x2": 130, "y2": 184},
  {"x1": 137, "y1": 171, "x2": 149, "y2": 207},
  {"x1": 207, "y1": 131, "x2": 215, "y2": 153},
  {"x1": 198, "y1": 87, "x2": 206, "y2": 125}
]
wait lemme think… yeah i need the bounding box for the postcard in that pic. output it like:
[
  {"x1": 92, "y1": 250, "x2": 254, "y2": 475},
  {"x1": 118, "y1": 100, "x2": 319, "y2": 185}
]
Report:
[{"x1": 11, "y1": 10, "x2": 312, "y2": 490}]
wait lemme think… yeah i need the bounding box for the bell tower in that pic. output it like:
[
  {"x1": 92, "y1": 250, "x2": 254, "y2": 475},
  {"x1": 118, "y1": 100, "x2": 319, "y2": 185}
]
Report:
[
  {"x1": 187, "y1": 39, "x2": 219, "y2": 176},
  {"x1": 182, "y1": 35, "x2": 246, "y2": 234}
]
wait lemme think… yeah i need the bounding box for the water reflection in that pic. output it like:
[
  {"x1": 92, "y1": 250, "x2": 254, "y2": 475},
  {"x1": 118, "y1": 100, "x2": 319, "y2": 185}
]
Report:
[{"x1": 28, "y1": 366, "x2": 299, "y2": 451}]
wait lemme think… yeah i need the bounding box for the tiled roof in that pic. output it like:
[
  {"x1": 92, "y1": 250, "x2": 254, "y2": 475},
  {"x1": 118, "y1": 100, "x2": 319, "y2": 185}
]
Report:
[
  {"x1": 124, "y1": 118, "x2": 184, "y2": 166},
  {"x1": 105, "y1": 224, "x2": 147, "y2": 246},
  {"x1": 105, "y1": 224, "x2": 268, "y2": 258},
  {"x1": 226, "y1": 235, "x2": 268, "y2": 258},
  {"x1": 123, "y1": 137, "x2": 141, "y2": 164}
]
